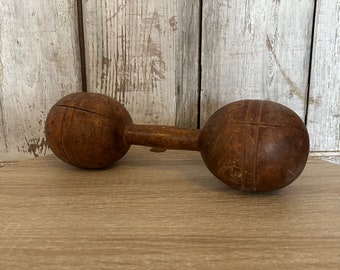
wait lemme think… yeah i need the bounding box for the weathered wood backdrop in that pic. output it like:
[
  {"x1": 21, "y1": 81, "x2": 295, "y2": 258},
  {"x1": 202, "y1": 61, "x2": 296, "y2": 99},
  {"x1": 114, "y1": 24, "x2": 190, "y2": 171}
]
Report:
[
  {"x1": 0, "y1": 0, "x2": 339, "y2": 161},
  {"x1": 0, "y1": 0, "x2": 81, "y2": 160}
]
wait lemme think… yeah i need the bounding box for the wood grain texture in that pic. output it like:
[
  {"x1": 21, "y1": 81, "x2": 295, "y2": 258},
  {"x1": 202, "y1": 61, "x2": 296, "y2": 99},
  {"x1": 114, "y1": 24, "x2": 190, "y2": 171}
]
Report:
[
  {"x1": 175, "y1": 0, "x2": 200, "y2": 128},
  {"x1": 200, "y1": 0, "x2": 315, "y2": 125},
  {"x1": 83, "y1": 0, "x2": 200, "y2": 126},
  {"x1": 1, "y1": 146, "x2": 340, "y2": 269},
  {"x1": 0, "y1": 0, "x2": 81, "y2": 161},
  {"x1": 307, "y1": 0, "x2": 340, "y2": 151}
]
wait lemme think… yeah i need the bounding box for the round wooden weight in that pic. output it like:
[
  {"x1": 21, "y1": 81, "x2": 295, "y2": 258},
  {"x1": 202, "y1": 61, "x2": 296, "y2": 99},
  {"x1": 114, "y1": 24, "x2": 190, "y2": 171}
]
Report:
[
  {"x1": 199, "y1": 100, "x2": 309, "y2": 192},
  {"x1": 45, "y1": 93, "x2": 132, "y2": 168}
]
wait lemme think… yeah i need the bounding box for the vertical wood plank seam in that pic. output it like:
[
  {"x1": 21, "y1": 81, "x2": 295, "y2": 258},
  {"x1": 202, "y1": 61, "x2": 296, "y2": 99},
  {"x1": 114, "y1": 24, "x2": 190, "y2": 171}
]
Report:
[
  {"x1": 0, "y1": 27, "x2": 9, "y2": 151},
  {"x1": 197, "y1": 0, "x2": 204, "y2": 128},
  {"x1": 77, "y1": 0, "x2": 87, "y2": 92},
  {"x1": 304, "y1": 0, "x2": 318, "y2": 125},
  {"x1": 0, "y1": 101, "x2": 9, "y2": 151}
]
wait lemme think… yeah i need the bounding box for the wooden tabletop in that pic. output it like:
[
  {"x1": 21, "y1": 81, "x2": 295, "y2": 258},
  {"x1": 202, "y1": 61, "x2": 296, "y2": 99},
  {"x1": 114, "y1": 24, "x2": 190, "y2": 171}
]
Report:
[{"x1": 1, "y1": 146, "x2": 340, "y2": 269}]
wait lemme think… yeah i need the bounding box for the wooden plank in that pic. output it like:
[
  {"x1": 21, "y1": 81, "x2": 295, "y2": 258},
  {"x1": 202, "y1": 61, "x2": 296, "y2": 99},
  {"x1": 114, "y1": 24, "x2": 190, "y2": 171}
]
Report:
[
  {"x1": 0, "y1": 0, "x2": 81, "y2": 161},
  {"x1": 1, "y1": 146, "x2": 340, "y2": 269},
  {"x1": 307, "y1": 0, "x2": 340, "y2": 151},
  {"x1": 200, "y1": 0, "x2": 315, "y2": 125},
  {"x1": 83, "y1": 0, "x2": 200, "y2": 127},
  {"x1": 175, "y1": 0, "x2": 200, "y2": 128}
]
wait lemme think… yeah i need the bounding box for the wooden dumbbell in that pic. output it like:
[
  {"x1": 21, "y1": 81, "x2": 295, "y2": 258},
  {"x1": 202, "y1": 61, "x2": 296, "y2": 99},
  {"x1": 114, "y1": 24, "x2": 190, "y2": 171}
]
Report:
[{"x1": 45, "y1": 92, "x2": 309, "y2": 192}]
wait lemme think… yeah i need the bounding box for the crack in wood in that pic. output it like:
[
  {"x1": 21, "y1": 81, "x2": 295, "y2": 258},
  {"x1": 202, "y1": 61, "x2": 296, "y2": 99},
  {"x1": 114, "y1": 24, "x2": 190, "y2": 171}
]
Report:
[
  {"x1": 266, "y1": 36, "x2": 303, "y2": 100},
  {"x1": 266, "y1": 35, "x2": 320, "y2": 106}
]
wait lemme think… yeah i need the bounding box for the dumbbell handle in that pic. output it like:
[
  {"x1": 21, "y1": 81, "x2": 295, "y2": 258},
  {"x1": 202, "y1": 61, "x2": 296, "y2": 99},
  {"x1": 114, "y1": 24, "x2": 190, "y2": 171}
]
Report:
[{"x1": 124, "y1": 124, "x2": 200, "y2": 151}]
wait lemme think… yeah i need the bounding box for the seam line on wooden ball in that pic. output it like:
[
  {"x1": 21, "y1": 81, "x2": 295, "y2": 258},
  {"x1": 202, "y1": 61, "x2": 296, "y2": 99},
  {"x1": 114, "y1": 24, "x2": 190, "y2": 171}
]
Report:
[{"x1": 54, "y1": 105, "x2": 114, "y2": 121}]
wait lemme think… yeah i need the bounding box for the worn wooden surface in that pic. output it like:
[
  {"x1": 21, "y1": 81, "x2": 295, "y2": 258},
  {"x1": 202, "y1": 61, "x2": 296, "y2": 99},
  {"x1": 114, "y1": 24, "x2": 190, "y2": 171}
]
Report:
[
  {"x1": 0, "y1": 0, "x2": 338, "y2": 163},
  {"x1": 307, "y1": 0, "x2": 340, "y2": 152},
  {"x1": 1, "y1": 146, "x2": 340, "y2": 269},
  {"x1": 174, "y1": 0, "x2": 200, "y2": 128},
  {"x1": 83, "y1": 0, "x2": 199, "y2": 126},
  {"x1": 0, "y1": 0, "x2": 81, "y2": 161},
  {"x1": 200, "y1": 0, "x2": 315, "y2": 125}
]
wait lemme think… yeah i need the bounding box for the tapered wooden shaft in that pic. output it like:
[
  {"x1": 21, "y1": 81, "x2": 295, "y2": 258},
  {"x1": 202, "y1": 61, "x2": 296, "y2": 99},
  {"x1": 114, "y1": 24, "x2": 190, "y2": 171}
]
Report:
[{"x1": 124, "y1": 124, "x2": 200, "y2": 151}]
